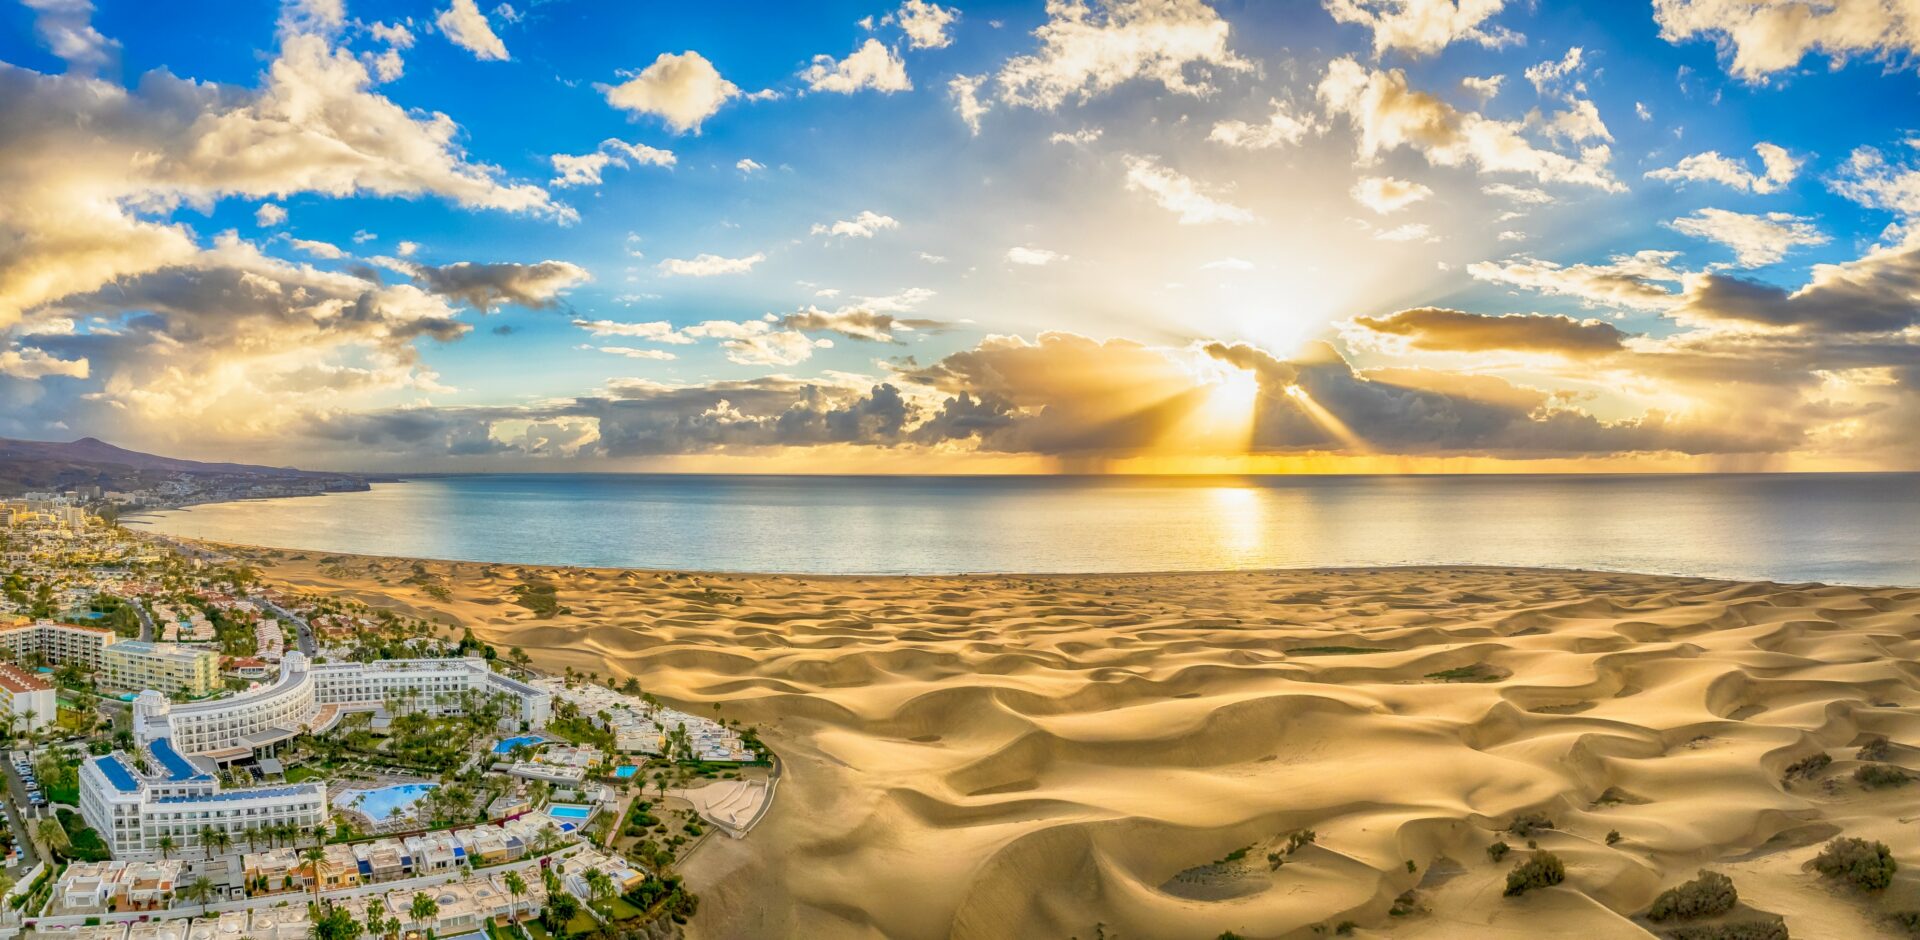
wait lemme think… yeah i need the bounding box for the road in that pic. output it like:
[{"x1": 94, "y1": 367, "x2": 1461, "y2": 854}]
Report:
[
  {"x1": 132, "y1": 597, "x2": 155, "y2": 642},
  {"x1": 0, "y1": 759, "x2": 44, "y2": 877},
  {"x1": 252, "y1": 595, "x2": 316, "y2": 656}
]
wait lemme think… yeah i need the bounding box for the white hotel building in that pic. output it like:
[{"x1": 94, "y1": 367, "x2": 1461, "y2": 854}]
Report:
[{"x1": 83, "y1": 653, "x2": 552, "y2": 858}]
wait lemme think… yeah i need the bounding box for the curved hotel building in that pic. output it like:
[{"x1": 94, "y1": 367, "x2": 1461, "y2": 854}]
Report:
[{"x1": 81, "y1": 653, "x2": 552, "y2": 858}]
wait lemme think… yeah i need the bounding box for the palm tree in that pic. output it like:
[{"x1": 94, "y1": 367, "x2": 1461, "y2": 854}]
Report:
[
  {"x1": 302, "y1": 846, "x2": 327, "y2": 903},
  {"x1": 410, "y1": 891, "x2": 439, "y2": 940},
  {"x1": 503, "y1": 871, "x2": 527, "y2": 925},
  {"x1": 199, "y1": 825, "x2": 218, "y2": 859},
  {"x1": 243, "y1": 825, "x2": 261, "y2": 852},
  {"x1": 363, "y1": 897, "x2": 386, "y2": 940},
  {"x1": 180, "y1": 875, "x2": 215, "y2": 911},
  {"x1": 210, "y1": 827, "x2": 232, "y2": 857},
  {"x1": 157, "y1": 832, "x2": 175, "y2": 859},
  {"x1": 36, "y1": 817, "x2": 67, "y2": 857},
  {"x1": 583, "y1": 868, "x2": 613, "y2": 917}
]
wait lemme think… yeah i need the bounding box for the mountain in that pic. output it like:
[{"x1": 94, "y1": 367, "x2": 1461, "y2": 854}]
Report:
[{"x1": 0, "y1": 436, "x2": 367, "y2": 499}]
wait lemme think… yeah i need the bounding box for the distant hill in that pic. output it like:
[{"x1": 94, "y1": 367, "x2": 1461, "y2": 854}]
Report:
[{"x1": 0, "y1": 436, "x2": 366, "y2": 498}]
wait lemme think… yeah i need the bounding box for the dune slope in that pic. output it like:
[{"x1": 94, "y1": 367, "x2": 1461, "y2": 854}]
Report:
[{"x1": 238, "y1": 550, "x2": 1920, "y2": 940}]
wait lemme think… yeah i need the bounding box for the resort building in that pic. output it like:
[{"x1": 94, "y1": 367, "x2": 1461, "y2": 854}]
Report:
[
  {"x1": 80, "y1": 652, "x2": 551, "y2": 860},
  {"x1": 78, "y1": 738, "x2": 329, "y2": 859},
  {"x1": 133, "y1": 652, "x2": 553, "y2": 761},
  {"x1": 0, "y1": 660, "x2": 56, "y2": 731},
  {"x1": 0, "y1": 617, "x2": 117, "y2": 670},
  {"x1": 104, "y1": 641, "x2": 221, "y2": 696}
]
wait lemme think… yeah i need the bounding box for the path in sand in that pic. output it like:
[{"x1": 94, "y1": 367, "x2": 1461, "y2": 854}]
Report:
[{"x1": 233, "y1": 546, "x2": 1920, "y2": 940}]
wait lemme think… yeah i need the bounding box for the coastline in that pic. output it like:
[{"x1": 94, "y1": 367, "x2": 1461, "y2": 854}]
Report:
[{"x1": 196, "y1": 536, "x2": 1920, "y2": 939}]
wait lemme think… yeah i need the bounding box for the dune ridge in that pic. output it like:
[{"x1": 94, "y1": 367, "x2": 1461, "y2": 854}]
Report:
[{"x1": 228, "y1": 548, "x2": 1920, "y2": 939}]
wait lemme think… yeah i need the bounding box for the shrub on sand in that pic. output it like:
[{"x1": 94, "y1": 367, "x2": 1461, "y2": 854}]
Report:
[
  {"x1": 1648, "y1": 870, "x2": 1737, "y2": 922},
  {"x1": 1503, "y1": 852, "x2": 1566, "y2": 897},
  {"x1": 1813, "y1": 837, "x2": 1897, "y2": 891}
]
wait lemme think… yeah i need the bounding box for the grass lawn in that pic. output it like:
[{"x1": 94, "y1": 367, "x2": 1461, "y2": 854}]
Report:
[
  {"x1": 284, "y1": 766, "x2": 321, "y2": 783},
  {"x1": 599, "y1": 898, "x2": 643, "y2": 921}
]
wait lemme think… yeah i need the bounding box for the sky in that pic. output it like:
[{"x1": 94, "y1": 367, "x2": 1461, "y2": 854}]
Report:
[{"x1": 3, "y1": 0, "x2": 1920, "y2": 474}]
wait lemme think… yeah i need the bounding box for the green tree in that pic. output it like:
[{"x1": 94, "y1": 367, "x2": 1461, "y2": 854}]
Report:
[
  {"x1": 303, "y1": 846, "x2": 328, "y2": 903},
  {"x1": 410, "y1": 890, "x2": 440, "y2": 940},
  {"x1": 503, "y1": 871, "x2": 527, "y2": 925},
  {"x1": 157, "y1": 833, "x2": 176, "y2": 859}
]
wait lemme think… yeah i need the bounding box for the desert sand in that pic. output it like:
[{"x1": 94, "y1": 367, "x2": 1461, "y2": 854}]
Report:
[{"x1": 223, "y1": 545, "x2": 1920, "y2": 939}]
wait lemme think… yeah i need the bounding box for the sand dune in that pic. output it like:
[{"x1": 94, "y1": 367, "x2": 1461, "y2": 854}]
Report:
[{"x1": 229, "y1": 546, "x2": 1920, "y2": 939}]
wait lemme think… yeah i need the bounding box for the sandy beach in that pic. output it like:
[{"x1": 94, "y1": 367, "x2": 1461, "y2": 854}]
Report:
[{"x1": 224, "y1": 545, "x2": 1920, "y2": 939}]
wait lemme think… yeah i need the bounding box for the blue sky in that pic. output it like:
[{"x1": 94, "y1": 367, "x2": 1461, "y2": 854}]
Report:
[{"x1": 2, "y1": 0, "x2": 1918, "y2": 471}]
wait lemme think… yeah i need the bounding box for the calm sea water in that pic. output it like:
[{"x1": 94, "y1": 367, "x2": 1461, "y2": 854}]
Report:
[{"x1": 127, "y1": 473, "x2": 1920, "y2": 585}]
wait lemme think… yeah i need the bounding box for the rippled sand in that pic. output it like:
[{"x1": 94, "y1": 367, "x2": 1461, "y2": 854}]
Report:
[{"x1": 234, "y1": 546, "x2": 1920, "y2": 939}]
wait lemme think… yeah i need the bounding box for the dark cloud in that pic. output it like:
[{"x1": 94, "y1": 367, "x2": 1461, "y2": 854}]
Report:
[
  {"x1": 1352, "y1": 307, "x2": 1630, "y2": 357},
  {"x1": 409, "y1": 260, "x2": 591, "y2": 312}
]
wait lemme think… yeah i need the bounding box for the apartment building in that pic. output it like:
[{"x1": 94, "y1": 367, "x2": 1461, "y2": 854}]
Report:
[
  {"x1": 0, "y1": 661, "x2": 56, "y2": 731},
  {"x1": 103, "y1": 641, "x2": 221, "y2": 697},
  {"x1": 0, "y1": 618, "x2": 118, "y2": 670}
]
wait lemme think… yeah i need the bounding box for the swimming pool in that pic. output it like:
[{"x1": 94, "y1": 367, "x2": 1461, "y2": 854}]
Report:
[
  {"x1": 547, "y1": 803, "x2": 592, "y2": 820},
  {"x1": 613, "y1": 765, "x2": 638, "y2": 779},
  {"x1": 493, "y1": 735, "x2": 545, "y2": 754},
  {"x1": 345, "y1": 783, "x2": 437, "y2": 822}
]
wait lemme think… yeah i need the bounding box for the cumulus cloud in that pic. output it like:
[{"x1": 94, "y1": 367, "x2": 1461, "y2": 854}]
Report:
[
  {"x1": 408, "y1": 260, "x2": 591, "y2": 311},
  {"x1": 600, "y1": 51, "x2": 740, "y2": 134},
  {"x1": 549, "y1": 139, "x2": 676, "y2": 188},
  {"x1": 597, "y1": 346, "x2": 677, "y2": 361},
  {"x1": 21, "y1": 0, "x2": 118, "y2": 74},
  {"x1": 0, "y1": 342, "x2": 89, "y2": 380},
  {"x1": 682, "y1": 320, "x2": 826, "y2": 365},
  {"x1": 1668, "y1": 208, "x2": 1829, "y2": 267},
  {"x1": 1653, "y1": 0, "x2": 1920, "y2": 80},
  {"x1": 802, "y1": 39, "x2": 912, "y2": 94},
  {"x1": 437, "y1": 0, "x2": 508, "y2": 61},
  {"x1": 1209, "y1": 99, "x2": 1320, "y2": 150},
  {"x1": 1483, "y1": 183, "x2": 1554, "y2": 204},
  {"x1": 255, "y1": 204, "x2": 288, "y2": 227},
  {"x1": 572, "y1": 318, "x2": 697, "y2": 344},
  {"x1": 736, "y1": 158, "x2": 765, "y2": 174},
  {"x1": 1350, "y1": 307, "x2": 1629, "y2": 357},
  {"x1": 288, "y1": 238, "x2": 348, "y2": 259},
  {"x1": 1122, "y1": 155, "x2": 1254, "y2": 224},
  {"x1": 1645, "y1": 143, "x2": 1800, "y2": 193},
  {"x1": 892, "y1": 0, "x2": 960, "y2": 49},
  {"x1": 1672, "y1": 235, "x2": 1920, "y2": 333},
  {"x1": 1323, "y1": 0, "x2": 1520, "y2": 57},
  {"x1": 1832, "y1": 146, "x2": 1920, "y2": 218},
  {"x1": 1317, "y1": 57, "x2": 1623, "y2": 191},
  {"x1": 948, "y1": 74, "x2": 990, "y2": 134},
  {"x1": 1468, "y1": 250, "x2": 1685, "y2": 310},
  {"x1": 811, "y1": 211, "x2": 900, "y2": 239},
  {"x1": 1351, "y1": 176, "x2": 1433, "y2": 214},
  {"x1": 657, "y1": 253, "x2": 765, "y2": 277},
  {"x1": 996, "y1": 0, "x2": 1251, "y2": 108},
  {"x1": 1373, "y1": 222, "x2": 1433, "y2": 242},
  {"x1": 1008, "y1": 246, "x2": 1067, "y2": 266},
  {"x1": 0, "y1": 23, "x2": 567, "y2": 331}
]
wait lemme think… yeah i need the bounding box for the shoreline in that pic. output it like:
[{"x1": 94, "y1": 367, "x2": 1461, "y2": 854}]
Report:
[{"x1": 131, "y1": 530, "x2": 1884, "y2": 589}]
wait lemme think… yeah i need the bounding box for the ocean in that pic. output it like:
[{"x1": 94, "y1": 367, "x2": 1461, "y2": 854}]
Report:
[{"x1": 127, "y1": 473, "x2": 1920, "y2": 585}]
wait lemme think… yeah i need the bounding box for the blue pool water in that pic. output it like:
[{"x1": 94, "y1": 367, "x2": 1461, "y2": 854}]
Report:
[
  {"x1": 348, "y1": 784, "x2": 437, "y2": 822},
  {"x1": 547, "y1": 804, "x2": 591, "y2": 820},
  {"x1": 494, "y1": 735, "x2": 545, "y2": 754},
  {"x1": 613, "y1": 765, "x2": 637, "y2": 779}
]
